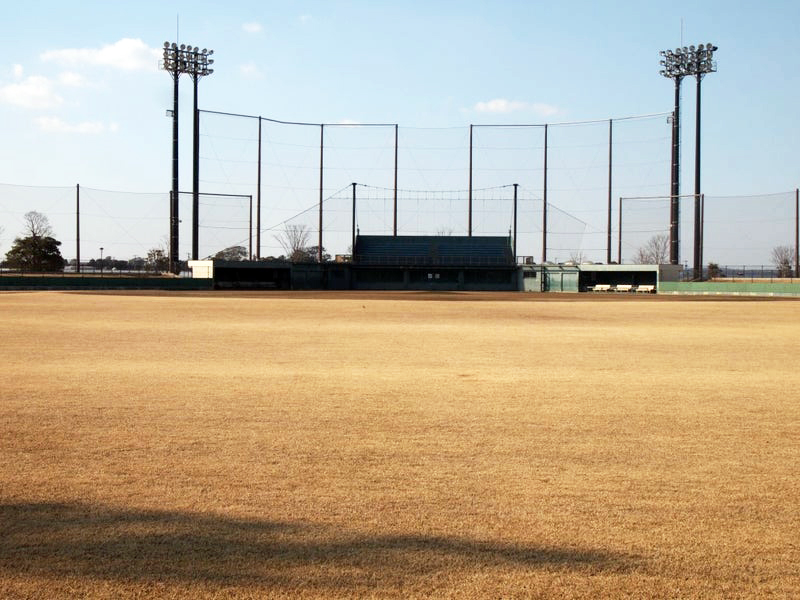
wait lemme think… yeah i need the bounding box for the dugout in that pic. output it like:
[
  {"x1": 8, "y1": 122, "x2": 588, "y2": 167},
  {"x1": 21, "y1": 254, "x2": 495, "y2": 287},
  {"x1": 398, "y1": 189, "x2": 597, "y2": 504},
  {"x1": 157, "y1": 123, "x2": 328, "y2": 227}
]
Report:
[
  {"x1": 352, "y1": 235, "x2": 518, "y2": 291},
  {"x1": 577, "y1": 263, "x2": 681, "y2": 292}
]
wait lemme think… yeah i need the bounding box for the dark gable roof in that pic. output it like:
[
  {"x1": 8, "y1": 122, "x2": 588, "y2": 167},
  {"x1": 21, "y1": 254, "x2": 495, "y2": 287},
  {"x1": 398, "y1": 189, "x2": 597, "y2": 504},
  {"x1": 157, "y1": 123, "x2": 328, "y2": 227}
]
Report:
[{"x1": 354, "y1": 235, "x2": 514, "y2": 266}]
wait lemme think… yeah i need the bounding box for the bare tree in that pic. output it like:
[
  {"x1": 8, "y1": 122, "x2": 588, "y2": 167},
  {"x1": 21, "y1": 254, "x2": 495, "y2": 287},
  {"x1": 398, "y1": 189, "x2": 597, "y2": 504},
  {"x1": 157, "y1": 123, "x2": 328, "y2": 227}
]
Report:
[
  {"x1": 633, "y1": 233, "x2": 670, "y2": 264},
  {"x1": 275, "y1": 224, "x2": 311, "y2": 262},
  {"x1": 435, "y1": 227, "x2": 453, "y2": 236},
  {"x1": 569, "y1": 250, "x2": 588, "y2": 264},
  {"x1": 146, "y1": 246, "x2": 168, "y2": 272},
  {"x1": 771, "y1": 245, "x2": 794, "y2": 277},
  {"x1": 23, "y1": 211, "x2": 54, "y2": 238}
]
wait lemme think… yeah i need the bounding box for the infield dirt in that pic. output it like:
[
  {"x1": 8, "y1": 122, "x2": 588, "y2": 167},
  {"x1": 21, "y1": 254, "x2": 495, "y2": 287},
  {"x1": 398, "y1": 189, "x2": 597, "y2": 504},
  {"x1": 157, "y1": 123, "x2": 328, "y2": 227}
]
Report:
[{"x1": 1, "y1": 291, "x2": 798, "y2": 598}]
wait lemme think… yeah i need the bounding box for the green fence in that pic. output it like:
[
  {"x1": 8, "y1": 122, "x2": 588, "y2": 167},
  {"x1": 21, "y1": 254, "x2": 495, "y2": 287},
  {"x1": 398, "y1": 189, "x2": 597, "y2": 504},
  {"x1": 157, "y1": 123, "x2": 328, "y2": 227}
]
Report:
[
  {"x1": 659, "y1": 281, "x2": 800, "y2": 297},
  {"x1": 0, "y1": 276, "x2": 212, "y2": 291}
]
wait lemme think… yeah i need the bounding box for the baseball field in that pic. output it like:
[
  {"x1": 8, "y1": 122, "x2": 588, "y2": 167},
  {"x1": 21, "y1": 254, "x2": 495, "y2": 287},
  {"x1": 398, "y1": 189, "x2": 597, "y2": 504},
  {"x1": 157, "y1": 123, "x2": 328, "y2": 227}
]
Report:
[{"x1": 1, "y1": 291, "x2": 798, "y2": 598}]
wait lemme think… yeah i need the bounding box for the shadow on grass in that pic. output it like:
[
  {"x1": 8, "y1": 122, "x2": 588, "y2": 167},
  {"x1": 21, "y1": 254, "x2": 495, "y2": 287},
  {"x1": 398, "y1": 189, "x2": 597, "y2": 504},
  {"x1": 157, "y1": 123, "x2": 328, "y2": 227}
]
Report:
[{"x1": 0, "y1": 502, "x2": 639, "y2": 591}]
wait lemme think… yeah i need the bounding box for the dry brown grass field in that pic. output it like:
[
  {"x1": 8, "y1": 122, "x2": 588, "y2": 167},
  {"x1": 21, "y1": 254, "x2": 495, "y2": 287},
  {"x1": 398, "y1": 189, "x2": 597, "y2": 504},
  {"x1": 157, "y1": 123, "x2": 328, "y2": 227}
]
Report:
[{"x1": 1, "y1": 291, "x2": 798, "y2": 599}]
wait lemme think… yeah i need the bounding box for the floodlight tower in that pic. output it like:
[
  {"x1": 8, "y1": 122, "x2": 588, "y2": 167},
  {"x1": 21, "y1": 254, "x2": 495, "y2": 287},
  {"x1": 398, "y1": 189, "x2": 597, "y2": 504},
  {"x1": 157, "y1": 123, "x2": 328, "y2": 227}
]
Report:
[
  {"x1": 690, "y1": 43, "x2": 717, "y2": 279},
  {"x1": 660, "y1": 47, "x2": 692, "y2": 265},
  {"x1": 161, "y1": 42, "x2": 184, "y2": 274},
  {"x1": 186, "y1": 46, "x2": 214, "y2": 261},
  {"x1": 161, "y1": 42, "x2": 215, "y2": 268}
]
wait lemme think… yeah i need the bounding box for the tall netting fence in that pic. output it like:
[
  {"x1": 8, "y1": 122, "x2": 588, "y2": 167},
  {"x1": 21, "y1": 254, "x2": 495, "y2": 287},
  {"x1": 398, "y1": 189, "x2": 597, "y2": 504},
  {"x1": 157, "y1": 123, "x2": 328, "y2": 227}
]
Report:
[
  {"x1": 703, "y1": 192, "x2": 797, "y2": 267},
  {"x1": 619, "y1": 191, "x2": 799, "y2": 272},
  {"x1": 13, "y1": 111, "x2": 791, "y2": 272},
  {"x1": 0, "y1": 184, "x2": 76, "y2": 261},
  {"x1": 0, "y1": 183, "x2": 168, "y2": 266},
  {"x1": 198, "y1": 111, "x2": 671, "y2": 262},
  {"x1": 257, "y1": 183, "x2": 591, "y2": 262},
  {"x1": 618, "y1": 195, "x2": 693, "y2": 264},
  {"x1": 177, "y1": 192, "x2": 253, "y2": 260}
]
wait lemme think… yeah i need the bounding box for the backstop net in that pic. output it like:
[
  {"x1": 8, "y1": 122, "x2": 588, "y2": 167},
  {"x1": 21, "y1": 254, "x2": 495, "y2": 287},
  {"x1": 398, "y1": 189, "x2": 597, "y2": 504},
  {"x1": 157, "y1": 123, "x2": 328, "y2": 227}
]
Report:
[
  {"x1": 0, "y1": 112, "x2": 674, "y2": 266},
  {"x1": 198, "y1": 111, "x2": 670, "y2": 263}
]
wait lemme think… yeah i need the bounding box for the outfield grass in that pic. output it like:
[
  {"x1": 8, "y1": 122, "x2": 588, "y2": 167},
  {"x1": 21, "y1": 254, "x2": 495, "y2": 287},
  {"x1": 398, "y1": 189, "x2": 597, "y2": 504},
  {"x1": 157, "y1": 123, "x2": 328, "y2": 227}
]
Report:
[{"x1": 1, "y1": 291, "x2": 798, "y2": 598}]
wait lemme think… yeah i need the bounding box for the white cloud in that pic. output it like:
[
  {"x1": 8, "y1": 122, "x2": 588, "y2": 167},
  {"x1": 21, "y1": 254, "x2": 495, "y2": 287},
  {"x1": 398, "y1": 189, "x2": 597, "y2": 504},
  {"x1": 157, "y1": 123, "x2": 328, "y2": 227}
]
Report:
[
  {"x1": 474, "y1": 99, "x2": 527, "y2": 114},
  {"x1": 243, "y1": 22, "x2": 263, "y2": 33},
  {"x1": 299, "y1": 15, "x2": 312, "y2": 24},
  {"x1": 0, "y1": 75, "x2": 62, "y2": 109},
  {"x1": 41, "y1": 38, "x2": 161, "y2": 72},
  {"x1": 35, "y1": 116, "x2": 117, "y2": 134},
  {"x1": 529, "y1": 102, "x2": 561, "y2": 117},
  {"x1": 473, "y1": 98, "x2": 561, "y2": 117},
  {"x1": 12, "y1": 64, "x2": 24, "y2": 78},
  {"x1": 58, "y1": 71, "x2": 87, "y2": 87},
  {"x1": 239, "y1": 62, "x2": 263, "y2": 79}
]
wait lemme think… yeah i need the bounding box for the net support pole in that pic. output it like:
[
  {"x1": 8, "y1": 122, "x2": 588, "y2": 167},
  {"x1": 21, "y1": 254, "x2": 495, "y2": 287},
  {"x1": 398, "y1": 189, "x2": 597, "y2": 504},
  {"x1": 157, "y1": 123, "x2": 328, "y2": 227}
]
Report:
[
  {"x1": 607, "y1": 119, "x2": 613, "y2": 264},
  {"x1": 693, "y1": 74, "x2": 703, "y2": 279},
  {"x1": 76, "y1": 183, "x2": 80, "y2": 273},
  {"x1": 352, "y1": 182, "x2": 357, "y2": 257},
  {"x1": 700, "y1": 193, "x2": 705, "y2": 277},
  {"x1": 542, "y1": 124, "x2": 548, "y2": 263},
  {"x1": 191, "y1": 74, "x2": 200, "y2": 261},
  {"x1": 669, "y1": 77, "x2": 682, "y2": 265},
  {"x1": 618, "y1": 197, "x2": 623, "y2": 264},
  {"x1": 468, "y1": 124, "x2": 473, "y2": 237},
  {"x1": 257, "y1": 117, "x2": 262, "y2": 259},
  {"x1": 393, "y1": 124, "x2": 398, "y2": 236},
  {"x1": 170, "y1": 72, "x2": 180, "y2": 274},
  {"x1": 513, "y1": 183, "x2": 518, "y2": 259},
  {"x1": 796, "y1": 188, "x2": 799, "y2": 278},
  {"x1": 249, "y1": 194, "x2": 253, "y2": 260},
  {"x1": 318, "y1": 124, "x2": 324, "y2": 264}
]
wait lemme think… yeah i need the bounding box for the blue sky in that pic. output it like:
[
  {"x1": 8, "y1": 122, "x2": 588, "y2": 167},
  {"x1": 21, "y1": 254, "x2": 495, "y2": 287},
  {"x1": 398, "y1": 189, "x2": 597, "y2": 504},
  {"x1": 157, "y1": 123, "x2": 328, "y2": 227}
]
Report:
[{"x1": 1, "y1": 0, "x2": 799, "y2": 263}]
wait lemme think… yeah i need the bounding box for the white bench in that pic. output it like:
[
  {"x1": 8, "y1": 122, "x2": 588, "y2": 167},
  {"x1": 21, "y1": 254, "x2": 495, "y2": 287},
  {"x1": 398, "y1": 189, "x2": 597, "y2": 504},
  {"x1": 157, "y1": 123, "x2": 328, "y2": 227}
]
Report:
[
  {"x1": 592, "y1": 284, "x2": 612, "y2": 292},
  {"x1": 636, "y1": 284, "x2": 655, "y2": 293},
  {"x1": 615, "y1": 284, "x2": 633, "y2": 293}
]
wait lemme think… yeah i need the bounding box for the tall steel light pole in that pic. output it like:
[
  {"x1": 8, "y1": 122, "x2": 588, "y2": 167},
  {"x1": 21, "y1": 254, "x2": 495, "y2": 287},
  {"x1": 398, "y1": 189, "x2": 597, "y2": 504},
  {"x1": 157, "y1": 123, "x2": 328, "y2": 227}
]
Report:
[
  {"x1": 690, "y1": 44, "x2": 717, "y2": 279},
  {"x1": 161, "y1": 42, "x2": 214, "y2": 270},
  {"x1": 660, "y1": 44, "x2": 717, "y2": 270},
  {"x1": 187, "y1": 47, "x2": 214, "y2": 261},
  {"x1": 161, "y1": 42, "x2": 184, "y2": 274},
  {"x1": 660, "y1": 47, "x2": 689, "y2": 265}
]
